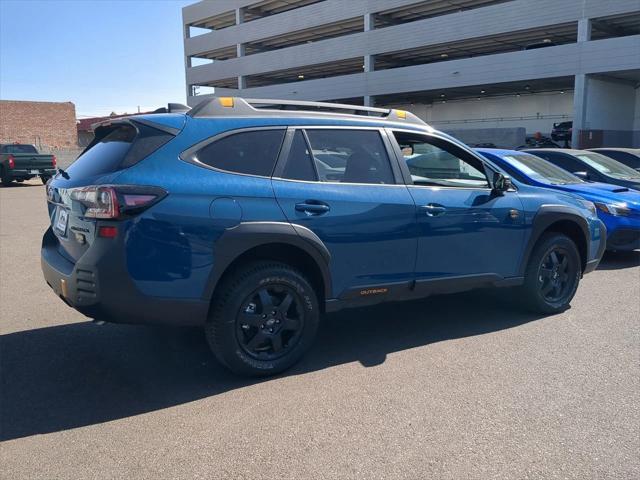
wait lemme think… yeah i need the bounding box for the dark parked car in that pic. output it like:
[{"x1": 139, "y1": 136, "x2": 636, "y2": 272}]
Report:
[
  {"x1": 42, "y1": 98, "x2": 606, "y2": 376},
  {"x1": 525, "y1": 149, "x2": 640, "y2": 191},
  {"x1": 551, "y1": 121, "x2": 572, "y2": 142},
  {"x1": 588, "y1": 148, "x2": 640, "y2": 172},
  {"x1": 0, "y1": 143, "x2": 57, "y2": 186}
]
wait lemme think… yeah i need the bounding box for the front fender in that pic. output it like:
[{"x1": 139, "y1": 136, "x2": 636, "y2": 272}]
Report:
[{"x1": 518, "y1": 205, "x2": 591, "y2": 276}]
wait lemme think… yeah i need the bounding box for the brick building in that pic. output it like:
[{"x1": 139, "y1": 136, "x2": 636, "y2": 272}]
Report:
[{"x1": 0, "y1": 100, "x2": 78, "y2": 148}]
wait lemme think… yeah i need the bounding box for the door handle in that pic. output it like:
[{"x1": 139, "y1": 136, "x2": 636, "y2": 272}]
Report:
[
  {"x1": 421, "y1": 204, "x2": 446, "y2": 217},
  {"x1": 295, "y1": 201, "x2": 330, "y2": 216}
]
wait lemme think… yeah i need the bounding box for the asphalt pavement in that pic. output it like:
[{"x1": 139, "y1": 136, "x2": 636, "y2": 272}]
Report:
[{"x1": 1, "y1": 179, "x2": 639, "y2": 480}]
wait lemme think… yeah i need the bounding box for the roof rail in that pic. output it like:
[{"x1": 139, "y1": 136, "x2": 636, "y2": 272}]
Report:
[{"x1": 187, "y1": 97, "x2": 426, "y2": 126}]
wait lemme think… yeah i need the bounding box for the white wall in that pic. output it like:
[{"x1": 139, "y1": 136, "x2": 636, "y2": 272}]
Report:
[
  {"x1": 584, "y1": 77, "x2": 636, "y2": 130},
  {"x1": 389, "y1": 91, "x2": 574, "y2": 135}
]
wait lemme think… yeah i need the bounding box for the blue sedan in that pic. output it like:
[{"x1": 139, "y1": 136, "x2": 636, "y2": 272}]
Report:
[{"x1": 478, "y1": 148, "x2": 640, "y2": 251}]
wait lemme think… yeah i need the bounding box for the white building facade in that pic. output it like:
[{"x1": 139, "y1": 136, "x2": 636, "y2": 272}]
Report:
[{"x1": 183, "y1": 0, "x2": 640, "y2": 147}]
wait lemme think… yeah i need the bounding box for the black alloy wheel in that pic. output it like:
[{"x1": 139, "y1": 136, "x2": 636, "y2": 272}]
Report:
[
  {"x1": 537, "y1": 247, "x2": 575, "y2": 303},
  {"x1": 519, "y1": 233, "x2": 581, "y2": 314},
  {"x1": 205, "y1": 261, "x2": 319, "y2": 376},
  {"x1": 236, "y1": 285, "x2": 305, "y2": 361}
]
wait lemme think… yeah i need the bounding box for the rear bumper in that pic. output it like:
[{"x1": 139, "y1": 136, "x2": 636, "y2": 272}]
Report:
[
  {"x1": 9, "y1": 168, "x2": 56, "y2": 178},
  {"x1": 41, "y1": 227, "x2": 209, "y2": 325}
]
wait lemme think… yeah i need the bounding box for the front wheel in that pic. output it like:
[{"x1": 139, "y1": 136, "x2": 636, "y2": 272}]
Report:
[
  {"x1": 518, "y1": 233, "x2": 581, "y2": 314},
  {"x1": 205, "y1": 261, "x2": 320, "y2": 376}
]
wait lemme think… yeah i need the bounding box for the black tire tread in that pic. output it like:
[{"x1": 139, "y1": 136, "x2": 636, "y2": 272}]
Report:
[
  {"x1": 205, "y1": 261, "x2": 318, "y2": 376},
  {"x1": 519, "y1": 232, "x2": 581, "y2": 314}
]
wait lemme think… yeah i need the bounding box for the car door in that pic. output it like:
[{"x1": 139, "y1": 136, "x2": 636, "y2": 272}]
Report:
[
  {"x1": 388, "y1": 129, "x2": 526, "y2": 287},
  {"x1": 271, "y1": 127, "x2": 417, "y2": 299}
]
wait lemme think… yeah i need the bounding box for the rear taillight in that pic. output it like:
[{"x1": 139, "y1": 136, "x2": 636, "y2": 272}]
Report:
[
  {"x1": 52, "y1": 155, "x2": 57, "y2": 168},
  {"x1": 70, "y1": 185, "x2": 167, "y2": 219},
  {"x1": 7, "y1": 155, "x2": 15, "y2": 169}
]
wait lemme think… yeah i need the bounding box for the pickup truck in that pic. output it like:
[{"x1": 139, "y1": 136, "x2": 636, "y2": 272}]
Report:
[{"x1": 0, "y1": 144, "x2": 57, "y2": 186}]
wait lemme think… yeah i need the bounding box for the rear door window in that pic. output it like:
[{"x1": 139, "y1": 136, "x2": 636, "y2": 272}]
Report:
[
  {"x1": 304, "y1": 129, "x2": 394, "y2": 184},
  {"x1": 281, "y1": 130, "x2": 317, "y2": 181},
  {"x1": 194, "y1": 129, "x2": 285, "y2": 177}
]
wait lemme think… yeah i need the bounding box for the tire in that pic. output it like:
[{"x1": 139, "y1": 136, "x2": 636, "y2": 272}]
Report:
[
  {"x1": 205, "y1": 261, "x2": 320, "y2": 376},
  {"x1": 0, "y1": 168, "x2": 12, "y2": 187},
  {"x1": 40, "y1": 175, "x2": 51, "y2": 185},
  {"x1": 518, "y1": 233, "x2": 582, "y2": 314}
]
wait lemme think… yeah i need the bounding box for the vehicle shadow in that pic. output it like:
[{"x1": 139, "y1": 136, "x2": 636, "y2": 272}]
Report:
[
  {"x1": 1, "y1": 290, "x2": 542, "y2": 441},
  {"x1": 597, "y1": 250, "x2": 640, "y2": 270}
]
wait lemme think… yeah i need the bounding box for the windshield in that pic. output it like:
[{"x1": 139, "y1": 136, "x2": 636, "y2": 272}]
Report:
[
  {"x1": 501, "y1": 154, "x2": 583, "y2": 185},
  {"x1": 2, "y1": 144, "x2": 38, "y2": 154},
  {"x1": 575, "y1": 153, "x2": 640, "y2": 180}
]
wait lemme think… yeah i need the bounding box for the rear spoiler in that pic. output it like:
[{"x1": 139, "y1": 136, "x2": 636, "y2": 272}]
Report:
[{"x1": 153, "y1": 103, "x2": 191, "y2": 114}]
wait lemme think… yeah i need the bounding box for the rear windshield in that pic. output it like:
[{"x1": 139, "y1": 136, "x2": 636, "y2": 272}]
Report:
[
  {"x1": 67, "y1": 122, "x2": 174, "y2": 178},
  {"x1": 2, "y1": 144, "x2": 38, "y2": 154}
]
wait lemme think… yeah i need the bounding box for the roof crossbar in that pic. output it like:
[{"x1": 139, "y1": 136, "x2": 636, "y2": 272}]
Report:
[{"x1": 188, "y1": 97, "x2": 426, "y2": 126}]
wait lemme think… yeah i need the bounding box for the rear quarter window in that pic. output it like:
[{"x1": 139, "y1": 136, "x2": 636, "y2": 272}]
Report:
[{"x1": 192, "y1": 129, "x2": 286, "y2": 177}]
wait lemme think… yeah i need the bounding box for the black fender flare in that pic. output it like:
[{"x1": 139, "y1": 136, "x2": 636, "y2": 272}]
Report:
[
  {"x1": 518, "y1": 205, "x2": 590, "y2": 276},
  {"x1": 202, "y1": 221, "x2": 332, "y2": 302}
]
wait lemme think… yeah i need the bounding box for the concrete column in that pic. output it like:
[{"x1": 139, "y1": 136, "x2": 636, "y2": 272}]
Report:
[
  {"x1": 363, "y1": 12, "x2": 374, "y2": 104},
  {"x1": 577, "y1": 18, "x2": 591, "y2": 42},
  {"x1": 236, "y1": 9, "x2": 245, "y2": 91},
  {"x1": 571, "y1": 74, "x2": 588, "y2": 148},
  {"x1": 183, "y1": 23, "x2": 192, "y2": 100},
  {"x1": 364, "y1": 12, "x2": 373, "y2": 31}
]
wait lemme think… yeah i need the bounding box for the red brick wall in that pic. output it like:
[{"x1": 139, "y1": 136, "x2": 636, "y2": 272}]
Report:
[{"x1": 0, "y1": 100, "x2": 77, "y2": 148}]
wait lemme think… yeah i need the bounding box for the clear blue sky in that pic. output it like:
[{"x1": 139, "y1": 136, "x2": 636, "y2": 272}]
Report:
[{"x1": 0, "y1": 0, "x2": 192, "y2": 117}]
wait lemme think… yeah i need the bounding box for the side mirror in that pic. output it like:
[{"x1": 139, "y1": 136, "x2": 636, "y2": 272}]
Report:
[
  {"x1": 572, "y1": 171, "x2": 590, "y2": 180},
  {"x1": 492, "y1": 172, "x2": 513, "y2": 193}
]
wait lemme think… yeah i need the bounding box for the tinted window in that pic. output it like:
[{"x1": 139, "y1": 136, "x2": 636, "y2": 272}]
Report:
[
  {"x1": 68, "y1": 122, "x2": 174, "y2": 179},
  {"x1": 282, "y1": 131, "x2": 317, "y2": 181},
  {"x1": 534, "y1": 152, "x2": 583, "y2": 173},
  {"x1": 574, "y1": 153, "x2": 640, "y2": 180},
  {"x1": 305, "y1": 129, "x2": 394, "y2": 184},
  {"x1": 2, "y1": 144, "x2": 38, "y2": 154},
  {"x1": 68, "y1": 124, "x2": 137, "y2": 178},
  {"x1": 196, "y1": 129, "x2": 285, "y2": 177},
  {"x1": 596, "y1": 151, "x2": 639, "y2": 169},
  {"x1": 394, "y1": 132, "x2": 488, "y2": 188}
]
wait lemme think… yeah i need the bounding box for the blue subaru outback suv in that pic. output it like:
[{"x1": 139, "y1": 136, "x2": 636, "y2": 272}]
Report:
[{"x1": 42, "y1": 98, "x2": 606, "y2": 376}]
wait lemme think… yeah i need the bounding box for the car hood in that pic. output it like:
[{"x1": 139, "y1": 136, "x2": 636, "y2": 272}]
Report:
[{"x1": 553, "y1": 182, "x2": 640, "y2": 209}]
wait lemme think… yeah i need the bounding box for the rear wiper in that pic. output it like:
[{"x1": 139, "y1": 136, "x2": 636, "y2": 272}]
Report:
[{"x1": 57, "y1": 168, "x2": 70, "y2": 180}]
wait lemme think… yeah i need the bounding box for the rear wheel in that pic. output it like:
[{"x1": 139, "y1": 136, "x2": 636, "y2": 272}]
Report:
[
  {"x1": 1, "y1": 168, "x2": 12, "y2": 187},
  {"x1": 40, "y1": 175, "x2": 51, "y2": 185},
  {"x1": 519, "y1": 233, "x2": 581, "y2": 314},
  {"x1": 205, "y1": 261, "x2": 320, "y2": 376}
]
